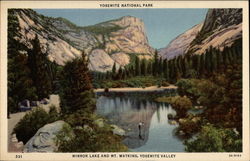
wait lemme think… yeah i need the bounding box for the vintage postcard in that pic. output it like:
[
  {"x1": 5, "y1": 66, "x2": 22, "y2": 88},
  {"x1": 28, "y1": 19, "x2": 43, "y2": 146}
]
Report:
[{"x1": 0, "y1": 1, "x2": 249, "y2": 161}]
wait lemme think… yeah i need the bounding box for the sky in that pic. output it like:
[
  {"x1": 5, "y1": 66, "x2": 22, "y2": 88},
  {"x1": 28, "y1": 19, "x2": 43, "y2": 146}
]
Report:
[{"x1": 35, "y1": 9, "x2": 208, "y2": 49}]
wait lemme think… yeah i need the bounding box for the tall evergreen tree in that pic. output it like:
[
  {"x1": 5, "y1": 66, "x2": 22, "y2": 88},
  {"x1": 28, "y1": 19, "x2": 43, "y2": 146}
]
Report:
[
  {"x1": 117, "y1": 66, "x2": 123, "y2": 79},
  {"x1": 135, "y1": 56, "x2": 141, "y2": 76},
  {"x1": 27, "y1": 35, "x2": 52, "y2": 99},
  {"x1": 163, "y1": 59, "x2": 169, "y2": 80},
  {"x1": 111, "y1": 62, "x2": 117, "y2": 79},
  {"x1": 141, "y1": 59, "x2": 147, "y2": 76},
  {"x1": 158, "y1": 57, "x2": 163, "y2": 76},
  {"x1": 199, "y1": 54, "x2": 205, "y2": 77},
  {"x1": 8, "y1": 9, "x2": 37, "y2": 114},
  {"x1": 61, "y1": 52, "x2": 95, "y2": 114},
  {"x1": 147, "y1": 61, "x2": 152, "y2": 75},
  {"x1": 153, "y1": 51, "x2": 159, "y2": 76}
]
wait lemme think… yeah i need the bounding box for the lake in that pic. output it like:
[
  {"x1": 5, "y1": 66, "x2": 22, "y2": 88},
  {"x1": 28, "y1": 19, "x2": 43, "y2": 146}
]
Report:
[{"x1": 96, "y1": 93, "x2": 185, "y2": 152}]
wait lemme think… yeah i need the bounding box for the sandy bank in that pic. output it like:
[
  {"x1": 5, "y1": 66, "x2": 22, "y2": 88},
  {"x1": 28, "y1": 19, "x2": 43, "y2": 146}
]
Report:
[{"x1": 94, "y1": 85, "x2": 177, "y2": 93}]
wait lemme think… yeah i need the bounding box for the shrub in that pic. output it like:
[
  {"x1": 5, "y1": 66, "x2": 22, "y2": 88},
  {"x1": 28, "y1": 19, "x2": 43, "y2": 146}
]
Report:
[
  {"x1": 48, "y1": 105, "x2": 60, "y2": 121},
  {"x1": 162, "y1": 81, "x2": 170, "y2": 87},
  {"x1": 13, "y1": 106, "x2": 59, "y2": 143},
  {"x1": 172, "y1": 96, "x2": 192, "y2": 118},
  {"x1": 56, "y1": 112, "x2": 128, "y2": 152},
  {"x1": 184, "y1": 124, "x2": 242, "y2": 152},
  {"x1": 156, "y1": 96, "x2": 192, "y2": 118},
  {"x1": 177, "y1": 116, "x2": 201, "y2": 137},
  {"x1": 104, "y1": 88, "x2": 109, "y2": 92}
]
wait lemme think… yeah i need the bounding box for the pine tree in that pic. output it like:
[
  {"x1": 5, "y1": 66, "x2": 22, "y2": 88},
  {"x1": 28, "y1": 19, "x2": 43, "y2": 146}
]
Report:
[
  {"x1": 153, "y1": 51, "x2": 159, "y2": 76},
  {"x1": 117, "y1": 66, "x2": 123, "y2": 79},
  {"x1": 199, "y1": 53, "x2": 205, "y2": 77},
  {"x1": 135, "y1": 56, "x2": 140, "y2": 76},
  {"x1": 8, "y1": 9, "x2": 37, "y2": 114},
  {"x1": 216, "y1": 50, "x2": 222, "y2": 71},
  {"x1": 222, "y1": 47, "x2": 230, "y2": 67},
  {"x1": 28, "y1": 35, "x2": 52, "y2": 99},
  {"x1": 61, "y1": 52, "x2": 95, "y2": 114},
  {"x1": 141, "y1": 59, "x2": 147, "y2": 76},
  {"x1": 158, "y1": 57, "x2": 163, "y2": 76},
  {"x1": 168, "y1": 60, "x2": 173, "y2": 82},
  {"x1": 204, "y1": 49, "x2": 211, "y2": 75},
  {"x1": 147, "y1": 61, "x2": 152, "y2": 75},
  {"x1": 211, "y1": 48, "x2": 217, "y2": 73},
  {"x1": 192, "y1": 55, "x2": 199, "y2": 72},
  {"x1": 111, "y1": 62, "x2": 117, "y2": 79},
  {"x1": 163, "y1": 59, "x2": 169, "y2": 80}
]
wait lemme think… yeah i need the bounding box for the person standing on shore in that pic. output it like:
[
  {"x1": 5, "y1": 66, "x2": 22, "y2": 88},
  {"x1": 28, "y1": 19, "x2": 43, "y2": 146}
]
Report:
[{"x1": 138, "y1": 121, "x2": 144, "y2": 139}]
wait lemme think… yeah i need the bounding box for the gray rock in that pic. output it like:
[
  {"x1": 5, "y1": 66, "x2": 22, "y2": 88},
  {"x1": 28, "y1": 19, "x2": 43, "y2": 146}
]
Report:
[
  {"x1": 94, "y1": 118, "x2": 105, "y2": 128},
  {"x1": 111, "y1": 52, "x2": 130, "y2": 67},
  {"x1": 88, "y1": 49, "x2": 119, "y2": 72},
  {"x1": 111, "y1": 125, "x2": 125, "y2": 136},
  {"x1": 23, "y1": 120, "x2": 66, "y2": 152},
  {"x1": 179, "y1": 130, "x2": 185, "y2": 136},
  {"x1": 83, "y1": 125, "x2": 93, "y2": 132},
  {"x1": 168, "y1": 120, "x2": 178, "y2": 125},
  {"x1": 159, "y1": 23, "x2": 203, "y2": 60},
  {"x1": 13, "y1": 10, "x2": 155, "y2": 72}
]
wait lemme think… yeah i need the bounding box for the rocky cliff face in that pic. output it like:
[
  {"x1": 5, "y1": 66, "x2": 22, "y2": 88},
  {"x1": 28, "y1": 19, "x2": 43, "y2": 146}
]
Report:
[
  {"x1": 11, "y1": 9, "x2": 154, "y2": 72},
  {"x1": 159, "y1": 8, "x2": 242, "y2": 59},
  {"x1": 159, "y1": 23, "x2": 203, "y2": 60},
  {"x1": 106, "y1": 16, "x2": 154, "y2": 57},
  {"x1": 187, "y1": 8, "x2": 242, "y2": 54}
]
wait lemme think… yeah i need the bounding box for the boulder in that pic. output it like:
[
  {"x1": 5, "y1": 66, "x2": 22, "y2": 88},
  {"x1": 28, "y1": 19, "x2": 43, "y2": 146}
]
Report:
[
  {"x1": 111, "y1": 125, "x2": 125, "y2": 136},
  {"x1": 179, "y1": 118, "x2": 187, "y2": 124},
  {"x1": 23, "y1": 120, "x2": 66, "y2": 152},
  {"x1": 94, "y1": 118, "x2": 104, "y2": 128},
  {"x1": 83, "y1": 125, "x2": 93, "y2": 132},
  {"x1": 178, "y1": 130, "x2": 185, "y2": 136},
  {"x1": 168, "y1": 120, "x2": 178, "y2": 125}
]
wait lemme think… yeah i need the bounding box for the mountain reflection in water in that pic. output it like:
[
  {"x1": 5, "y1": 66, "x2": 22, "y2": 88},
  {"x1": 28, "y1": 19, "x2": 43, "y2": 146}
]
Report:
[{"x1": 96, "y1": 95, "x2": 184, "y2": 152}]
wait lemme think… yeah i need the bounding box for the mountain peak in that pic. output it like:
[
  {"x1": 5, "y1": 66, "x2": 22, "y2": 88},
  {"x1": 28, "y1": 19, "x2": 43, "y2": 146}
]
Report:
[
  {"x1": 111, "y1": 15, "x2": 143, "y2": 28},
  {"x1": 11, "y1": 9, "x2": 154, "y2": 72}
]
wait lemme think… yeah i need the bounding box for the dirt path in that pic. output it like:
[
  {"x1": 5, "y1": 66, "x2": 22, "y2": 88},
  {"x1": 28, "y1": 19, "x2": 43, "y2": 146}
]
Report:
[
  {"x1": 8, "y1": 112, "x2": 26, "y2": 152},
  {"x1": 8, "y1": 94, "x2": 60, "y2": 152}
]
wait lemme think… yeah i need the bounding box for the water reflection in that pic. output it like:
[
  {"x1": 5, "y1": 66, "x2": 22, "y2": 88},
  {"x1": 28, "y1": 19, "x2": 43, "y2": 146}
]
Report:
[{"x1": 96, "y1": 95, "x2": 184, "y2": 152}]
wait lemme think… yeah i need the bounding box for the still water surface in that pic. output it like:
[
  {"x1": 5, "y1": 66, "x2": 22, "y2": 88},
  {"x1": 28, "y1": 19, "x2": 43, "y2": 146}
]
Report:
[{"x1": 96, "y1": 95, "x2": 184, "y2": 152}]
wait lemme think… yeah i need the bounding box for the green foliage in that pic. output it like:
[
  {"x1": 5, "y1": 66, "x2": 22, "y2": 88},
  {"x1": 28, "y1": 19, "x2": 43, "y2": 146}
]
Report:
[
  {"x1": 56, "y1": 111, "x2": 128, "y2": 152},
  {"x1": 8, "y1": 9, "x2": 37, "y2": 114},
  {"x1": 156, "y1": 96, "x2": 192, "y2": 118},
  {"x1": 55, "y1": 17, "x2": 80, "y2": 30},
  {"x1": 176, "y1": 115, "x2": 201, "y2": 137},
  {"x1": 153, "y1": 51, "x2": 159, "y2": 76},
  {"x1": 27, "y1": 35, "x2": 52, "y2": 100},
  {"x1": 111, "y1": 62, "x2": 117, "y2": 79},
  {"x1": 48, "y1": 105, "x2": 60, "y2": 121},
  {"x1": 135, "y1": 56, "x2": 141, "y2": 76},
  {"x1": 185, "y1": 124, "x2": 242, "y2": 152},
  {"x1": 95, "y1": 76, "x2": 167, "y2": 88},
  {"x1": 60, "y1": 52, "x2": 95, "y2": 114},
  {"x1": 13, "y1": 106, "x2": 59, "y2": 143},
  {"x1": 83, "y1": 24, "x2": 123, "y2": 35}
]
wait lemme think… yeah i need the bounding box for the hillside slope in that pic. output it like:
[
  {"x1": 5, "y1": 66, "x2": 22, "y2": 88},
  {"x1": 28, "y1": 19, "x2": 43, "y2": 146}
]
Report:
[
  {"x1": 159, "y1": 8, "x2": 242, "y2": 59},
  {"x1": 187, "y1": 8, "x2": 242, "y2": 54},
  {"x1": 159, "y1": 23, "x2": 203, "y2": 60},
  {"x1": 11, "y1": 9, "x2": 154, "y2": 72}
]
